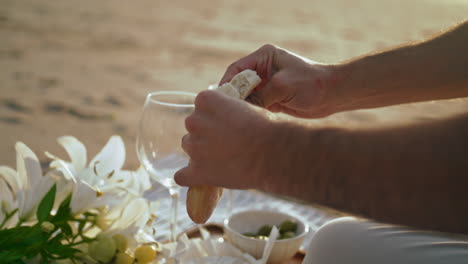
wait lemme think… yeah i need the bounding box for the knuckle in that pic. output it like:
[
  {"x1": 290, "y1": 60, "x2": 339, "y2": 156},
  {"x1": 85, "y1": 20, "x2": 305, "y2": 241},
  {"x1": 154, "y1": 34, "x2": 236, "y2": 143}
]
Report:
[
  {"x1": 181, "y1": 134, "x2": 195, "y2": 155},
  {"x1": 195, "y1": 90, "x2": 214, "y2": 108},
  {"x1": 185, "y1": 114, "x2": 198, "y2": 132},
  {"x1": 270, "y1": 74, "x2": 286, "y2": 89},
  {"x1": 174, "y1": 167, "x2": 191, "y2": 186},
  {"x1": 260, "y1": 43, "x2": 277, "y2": 52}
]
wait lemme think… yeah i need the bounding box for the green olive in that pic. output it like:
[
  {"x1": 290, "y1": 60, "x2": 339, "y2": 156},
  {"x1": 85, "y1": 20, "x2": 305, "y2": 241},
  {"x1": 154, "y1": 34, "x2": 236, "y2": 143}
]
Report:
[
  {"x1": 257, "y1": 225, "x2": 273, "y2": 236},
  {"x1": 243, "y1": 232, "x2": 257, "y2": 237},
  {"x1": 281, "y1": 231, "x2": 296, "y2": 239},
  {"x1": 279, "y1": 220, "x2": 297, "y2": 234}
]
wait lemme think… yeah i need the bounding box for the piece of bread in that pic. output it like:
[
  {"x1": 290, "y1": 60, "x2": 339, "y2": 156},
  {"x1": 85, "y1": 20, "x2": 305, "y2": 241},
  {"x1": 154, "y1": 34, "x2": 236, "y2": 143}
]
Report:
[
  {"x1": 209, "y1": 69, "x2": 261, "y2": 99},
  {"x1": 229, "y1": 69, "x2": 261, "y2": 99},
  {"x1": 186, "y1": 185, "x2": 224, "y2": 224},
  {"x1": 214, "y1": 82, "x2": 241, "y2": 99},
  {"x1": 186, "y1": 70, "x2": 262, "y2": 224}
]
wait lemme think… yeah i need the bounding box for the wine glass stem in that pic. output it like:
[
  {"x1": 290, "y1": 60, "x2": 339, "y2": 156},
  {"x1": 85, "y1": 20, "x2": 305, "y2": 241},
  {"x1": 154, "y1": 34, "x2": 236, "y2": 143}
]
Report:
[{"x1": 169, "y1": 188, "x2": 179, "y2": 242}]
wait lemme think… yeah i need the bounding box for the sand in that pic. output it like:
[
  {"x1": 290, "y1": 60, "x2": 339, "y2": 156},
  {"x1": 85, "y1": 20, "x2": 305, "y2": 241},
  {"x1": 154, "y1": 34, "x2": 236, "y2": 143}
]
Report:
[{"x1": 1, "y1": 0, "x2": 467, "y2": 170}]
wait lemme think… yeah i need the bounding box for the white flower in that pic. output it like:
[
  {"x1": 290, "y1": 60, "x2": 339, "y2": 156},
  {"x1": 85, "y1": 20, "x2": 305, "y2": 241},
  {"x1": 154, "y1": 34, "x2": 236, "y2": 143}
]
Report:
[
  {"x1": 45, "y1": 134, "x2": 158, "y2": 249},
  {"x1": 46, "y1": 135, "x2": 150, "y2": 214},
  {"x1": 1, "y1": 135, "x2": 164, "y2": 263},
  {"x1": 0, "y1": 142, "x2": 55, "y2": 224}
]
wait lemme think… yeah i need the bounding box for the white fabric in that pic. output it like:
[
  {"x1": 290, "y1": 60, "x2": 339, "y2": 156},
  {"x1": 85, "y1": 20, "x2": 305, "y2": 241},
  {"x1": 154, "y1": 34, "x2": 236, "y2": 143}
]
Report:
[
  {"x1": 145, "y1": 183, "x2": 333, "y2": 243},
  {"x1": 303, "y1": 217, "x2": 468, "y2": 264}
]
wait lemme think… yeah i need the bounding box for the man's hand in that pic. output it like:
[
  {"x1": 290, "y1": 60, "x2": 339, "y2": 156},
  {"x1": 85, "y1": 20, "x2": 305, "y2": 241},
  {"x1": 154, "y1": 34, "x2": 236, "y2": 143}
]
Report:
[
  {"x1": 174, "y1": 90, "x2": 281, "y2": 190},
  {"x1": 220, "y1": 44, "x2": 337, "y2": 118}
]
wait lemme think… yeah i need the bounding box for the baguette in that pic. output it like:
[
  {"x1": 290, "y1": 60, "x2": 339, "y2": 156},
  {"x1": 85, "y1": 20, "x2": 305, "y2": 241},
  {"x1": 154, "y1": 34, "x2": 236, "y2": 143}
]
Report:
[
  {"x1": 186, "y1": 70, "x2": 261, "y2": 224},
  {"x1": 229, "y1": 69, "x2": 261, "y2": 99},
  {"x1": 186, "y1": 185, "x2": 224, "y2": 224}
]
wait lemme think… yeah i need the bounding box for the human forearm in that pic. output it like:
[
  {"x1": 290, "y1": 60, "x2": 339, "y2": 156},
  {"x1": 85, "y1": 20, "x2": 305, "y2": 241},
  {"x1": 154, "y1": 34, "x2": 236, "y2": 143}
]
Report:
[
  {"x1": 326, "y1": 21, "x2": 468, "y2": 113},
  {"x1": 265, "y1": 114, "x2": 468, "y2": 234}
]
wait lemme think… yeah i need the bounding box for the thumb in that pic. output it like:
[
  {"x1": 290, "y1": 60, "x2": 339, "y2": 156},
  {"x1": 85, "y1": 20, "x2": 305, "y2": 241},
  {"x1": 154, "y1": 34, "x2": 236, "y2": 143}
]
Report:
[{"x1": 246, "y1": 79, "x2": 285, "y2": 108}]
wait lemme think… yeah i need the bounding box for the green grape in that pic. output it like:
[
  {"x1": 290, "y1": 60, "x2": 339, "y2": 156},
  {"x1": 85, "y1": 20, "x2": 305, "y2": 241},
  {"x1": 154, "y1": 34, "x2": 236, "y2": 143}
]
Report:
[
  {"x1": 279, "y1": 220, "x2": 297, "y2": 234},
  {"x1": 134, "y1": 245, "x2": 157, "y2": 264},
  {"x1": 257, "y1": 225, "x2": 273, "y2": 236},
  {"x1": 115, "y1": 252, "x2": 134, "y2": 264},
  {"x1": 112, "y1": 234, "x2": 128, "y2": 253},
  {"x1": 88, "y1": 235, "x2": 117, "y2": 263}
]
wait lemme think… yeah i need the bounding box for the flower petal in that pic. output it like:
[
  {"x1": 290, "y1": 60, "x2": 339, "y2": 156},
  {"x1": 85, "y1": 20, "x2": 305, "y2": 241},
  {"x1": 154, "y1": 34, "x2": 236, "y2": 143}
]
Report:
[
  {"x1": 89, "y1": 136, "x2": 125, "y2": 176},
  {"x1": 0, "y1": 177, "x2": 15, "y2": 211},
  {"x1": 57, "y1": 136, "x2": 87, "y2": 171},
  {"x1": 15, "y1": 142, "x2": 43, "y2": 220},
  {"x1": 70, "y1": 180, "x2": 123, "y2": 214},
  {"x1": 136, "y1": 167, "x2": 151, "y2": 193},
  {"x1": 48, "y1": 158, "x2": 76, "y2": 182},
  {"x1": 70, "y1": 181, "x2": 98, "y2": 214},
  {"x1": 111, "y1": 198, "x2": 147, "y2": 231},
  {"x1": 0, "y1": 166, "x2": 19, "y2": 192},
  {"x1": 100, "y1": 170, "x2": 140, "y2": 197},
  {"x1": 0, "y1": 178, "x2": 18, "y2": 228},
  {"x1": 45, "y1": 169, "x2": 73, "y2": 209},
  {"x1": 15, "y1": 142, "x2": 42, "y2": 189}
]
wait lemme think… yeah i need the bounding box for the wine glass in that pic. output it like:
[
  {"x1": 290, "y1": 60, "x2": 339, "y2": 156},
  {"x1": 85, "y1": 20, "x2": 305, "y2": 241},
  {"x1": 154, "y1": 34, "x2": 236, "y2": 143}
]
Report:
[{"x1": 136, "y1": 91, "x2": 196, "y2": 242}]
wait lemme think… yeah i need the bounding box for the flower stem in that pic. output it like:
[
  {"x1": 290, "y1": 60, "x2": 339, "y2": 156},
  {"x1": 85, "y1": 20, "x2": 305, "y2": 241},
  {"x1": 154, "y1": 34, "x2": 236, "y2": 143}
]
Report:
[{"x1": 0, "y1": 208, "x2": 18, "y2": 229}]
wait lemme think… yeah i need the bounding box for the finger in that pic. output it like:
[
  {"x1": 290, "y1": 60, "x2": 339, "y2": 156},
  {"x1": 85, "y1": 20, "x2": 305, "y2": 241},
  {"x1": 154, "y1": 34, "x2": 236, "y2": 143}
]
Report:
[
  {"x1": 174, "y1": 164, "x2": 200, "y2": 187},
  {"x1": 194, "y1": 90, "x2": 221, "y2": 113},
  {"x1": 246, "y1": 79, "x2": 286, "y2": 108},
  {"x1": 196, "y1": 89, "x2": 244, "y2": 116},
  {"x1": 218, "y1": 44, "x2": 276, "y2": 85},
  {"x1": 185, "y1": 113, "x2": 201, "y2": 133},
  {"x1": 219, "y1": 56, "x2": 258, "y2": 85},
  {"x1": 181, "y1": 134, "x2": 192, "y2": 156}
]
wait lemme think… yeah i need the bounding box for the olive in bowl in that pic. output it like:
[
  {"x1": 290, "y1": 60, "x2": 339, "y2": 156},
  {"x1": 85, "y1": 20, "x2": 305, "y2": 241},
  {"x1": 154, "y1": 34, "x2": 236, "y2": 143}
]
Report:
[
  {"x1": 224, "y1": 210, "x2": 309, "y2": 263},
  {"x1": 242, "y1": 219, "x2": 299, "y2": 240}
]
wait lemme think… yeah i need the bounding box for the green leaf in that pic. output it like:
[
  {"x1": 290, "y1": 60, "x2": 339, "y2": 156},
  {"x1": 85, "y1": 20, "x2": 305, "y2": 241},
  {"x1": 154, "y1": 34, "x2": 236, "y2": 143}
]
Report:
[
  {"x1": 0, "y1": 250, "x2": 24, "y2": 262},
  {"x1": 52, "y1": 194, "x2": 72, "y2": 223},
  {"x1": 0, "y1": 226, "x2": 40, "y2": 248},
  {"x1": 45, "y1": 239, "x2": 81, "y2": 260},
  {"x1": 61, "y1": 222, "x2": 73, "y2": 237},
  {"x1": 0, "y1": 225, "x2": 49, "y2": 262},
  {"x1": 37, "y1": 184, "x2": 57, "y2": 222},
  {"x1": 40, "y1": 251, "x2": 50, "y2": 264},
  {"x1": 83, "y1": 212, "x2": 97, "y2": 217}
]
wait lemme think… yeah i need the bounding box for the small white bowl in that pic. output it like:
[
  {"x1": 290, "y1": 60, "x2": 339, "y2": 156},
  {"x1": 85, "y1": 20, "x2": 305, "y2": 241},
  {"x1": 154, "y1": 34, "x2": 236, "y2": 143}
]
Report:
[{"x1": 224, "y1": 210, "x2": 309, "y2": 263}]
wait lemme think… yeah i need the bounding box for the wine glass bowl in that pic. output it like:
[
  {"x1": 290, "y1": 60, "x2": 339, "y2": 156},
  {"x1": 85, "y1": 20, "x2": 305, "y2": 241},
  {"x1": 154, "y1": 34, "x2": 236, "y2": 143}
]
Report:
[{"x1": 136, "y1": 91, "x2": 196, "y2": 242}]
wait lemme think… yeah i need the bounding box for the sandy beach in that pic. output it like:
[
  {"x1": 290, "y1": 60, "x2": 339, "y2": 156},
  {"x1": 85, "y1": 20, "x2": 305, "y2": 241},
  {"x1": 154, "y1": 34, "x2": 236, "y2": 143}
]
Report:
[{"x1": 1, "y1": 0, "x2": 467, "y2": 169}]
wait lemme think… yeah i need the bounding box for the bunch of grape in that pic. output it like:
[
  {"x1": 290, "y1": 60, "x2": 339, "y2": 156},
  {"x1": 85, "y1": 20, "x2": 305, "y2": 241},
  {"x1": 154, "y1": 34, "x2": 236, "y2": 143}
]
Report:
[{"x1": 88, "y1": 234, "x2": 158, "y2": 264}]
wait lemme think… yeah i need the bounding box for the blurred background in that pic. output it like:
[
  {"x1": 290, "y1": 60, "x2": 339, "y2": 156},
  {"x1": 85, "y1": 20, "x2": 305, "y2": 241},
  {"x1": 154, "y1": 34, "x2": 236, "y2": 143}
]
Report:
[{"x1": 1, "y1": 0, "x2": 467, "y2": 169}]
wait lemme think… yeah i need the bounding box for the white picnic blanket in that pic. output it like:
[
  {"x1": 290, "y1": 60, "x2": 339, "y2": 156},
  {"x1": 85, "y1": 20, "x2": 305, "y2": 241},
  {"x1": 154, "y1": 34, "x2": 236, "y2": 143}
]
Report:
[{"x1": 145, "y1": 183, "x2": 335, "y2": 248}]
